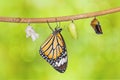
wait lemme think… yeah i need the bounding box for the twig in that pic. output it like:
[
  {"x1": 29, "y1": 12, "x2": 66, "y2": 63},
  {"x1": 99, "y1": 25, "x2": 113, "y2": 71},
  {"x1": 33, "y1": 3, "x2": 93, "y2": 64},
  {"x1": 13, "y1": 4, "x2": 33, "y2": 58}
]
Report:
[{"x1": 0, "y1": 7, "x2": 120, "y2": 23}]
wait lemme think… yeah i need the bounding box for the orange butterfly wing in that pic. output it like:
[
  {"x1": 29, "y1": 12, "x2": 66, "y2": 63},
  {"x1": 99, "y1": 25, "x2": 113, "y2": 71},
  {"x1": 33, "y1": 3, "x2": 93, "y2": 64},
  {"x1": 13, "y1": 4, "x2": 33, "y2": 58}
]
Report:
[{"x1": 40, "y1": 29, "x2": 67, "y2": 73}]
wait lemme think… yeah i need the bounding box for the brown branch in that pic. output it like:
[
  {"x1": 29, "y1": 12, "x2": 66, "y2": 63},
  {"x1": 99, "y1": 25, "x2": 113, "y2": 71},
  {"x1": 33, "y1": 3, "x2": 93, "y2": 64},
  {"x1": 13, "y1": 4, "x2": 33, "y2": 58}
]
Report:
[{"x1": 0, "y1": 7, "x2": 120, "y2": 23}]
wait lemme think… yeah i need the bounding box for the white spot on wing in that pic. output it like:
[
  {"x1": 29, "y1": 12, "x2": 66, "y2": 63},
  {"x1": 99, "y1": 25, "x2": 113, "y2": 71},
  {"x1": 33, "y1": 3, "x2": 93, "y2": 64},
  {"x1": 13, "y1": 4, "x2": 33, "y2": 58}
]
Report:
[{"x1": 56, "y1": 56, "x2": 67, "y2": 67}]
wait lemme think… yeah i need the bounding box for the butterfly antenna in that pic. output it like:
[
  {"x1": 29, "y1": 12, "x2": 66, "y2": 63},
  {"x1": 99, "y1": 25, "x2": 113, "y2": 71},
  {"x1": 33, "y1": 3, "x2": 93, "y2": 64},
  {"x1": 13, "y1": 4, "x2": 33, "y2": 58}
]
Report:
[{"x1": 47, "y1": 20, "x2": 53, "y2": 31}]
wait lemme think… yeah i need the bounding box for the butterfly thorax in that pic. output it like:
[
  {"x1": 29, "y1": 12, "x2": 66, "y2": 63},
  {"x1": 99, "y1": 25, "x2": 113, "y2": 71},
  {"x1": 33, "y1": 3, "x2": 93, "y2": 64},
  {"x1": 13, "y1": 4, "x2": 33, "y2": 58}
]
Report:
[{"x1": 53, "y1": 27, "x2": 62, "y2": 35}]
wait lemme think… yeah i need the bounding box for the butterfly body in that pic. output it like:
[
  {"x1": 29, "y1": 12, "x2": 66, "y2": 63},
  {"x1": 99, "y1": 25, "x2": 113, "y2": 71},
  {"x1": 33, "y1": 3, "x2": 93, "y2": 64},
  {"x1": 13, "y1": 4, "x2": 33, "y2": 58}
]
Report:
[{"x1": 40, "y1": 27, "x2": 67, "y2": 73}]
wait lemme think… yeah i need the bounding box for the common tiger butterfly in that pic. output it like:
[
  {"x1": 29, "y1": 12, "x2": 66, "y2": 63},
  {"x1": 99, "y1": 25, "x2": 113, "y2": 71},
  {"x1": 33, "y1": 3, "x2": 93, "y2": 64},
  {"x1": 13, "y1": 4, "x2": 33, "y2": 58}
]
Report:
[
  {"x1": 39, "y1": 22, "x2": 68, "y2": 73},
  {"x1": 91, "y1": 17, "x2": 103, "y2": 34}
]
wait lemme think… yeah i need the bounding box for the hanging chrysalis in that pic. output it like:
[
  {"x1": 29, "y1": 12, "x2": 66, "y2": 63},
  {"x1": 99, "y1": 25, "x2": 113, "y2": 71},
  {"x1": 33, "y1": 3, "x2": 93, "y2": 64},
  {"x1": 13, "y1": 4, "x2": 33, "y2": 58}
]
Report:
[
  {"x1": 91, "y1": 17, "x2": 103, "y2": 34},
  {"x1": 68, "y1": 20, "x2": 77, "y2": 39}
]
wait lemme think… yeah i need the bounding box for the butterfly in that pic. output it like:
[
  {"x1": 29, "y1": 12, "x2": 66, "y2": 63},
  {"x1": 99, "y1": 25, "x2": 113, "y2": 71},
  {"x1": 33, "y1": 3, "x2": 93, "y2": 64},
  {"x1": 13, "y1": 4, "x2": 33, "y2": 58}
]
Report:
[
  {"x1": 91, "y1": 17, "x2": 103, "y2": 34},
  {"x1": 39, "y1": 22, "x2": 68, "y2": 73}
]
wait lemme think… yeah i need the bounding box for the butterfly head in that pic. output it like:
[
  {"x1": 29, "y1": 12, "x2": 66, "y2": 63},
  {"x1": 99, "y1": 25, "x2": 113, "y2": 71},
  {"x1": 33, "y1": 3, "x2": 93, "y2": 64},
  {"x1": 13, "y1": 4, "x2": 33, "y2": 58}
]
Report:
[{"x1": 53, "y1": 27, "x2": 62, "y2": 34}]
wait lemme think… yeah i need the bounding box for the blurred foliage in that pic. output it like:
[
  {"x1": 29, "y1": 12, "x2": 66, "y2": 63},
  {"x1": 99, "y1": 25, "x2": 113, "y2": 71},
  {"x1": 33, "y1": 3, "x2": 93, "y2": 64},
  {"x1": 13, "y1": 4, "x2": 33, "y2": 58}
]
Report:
[{"x1": 0, "y1": 0, "x2": 120, "y2": 80}]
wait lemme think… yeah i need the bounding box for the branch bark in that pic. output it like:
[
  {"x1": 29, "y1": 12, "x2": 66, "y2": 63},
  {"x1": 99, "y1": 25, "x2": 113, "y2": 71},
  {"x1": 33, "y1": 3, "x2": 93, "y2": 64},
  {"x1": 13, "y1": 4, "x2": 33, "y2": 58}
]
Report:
[{"x1": 0, "y1": 7, "x2": 120, "y2": 23}]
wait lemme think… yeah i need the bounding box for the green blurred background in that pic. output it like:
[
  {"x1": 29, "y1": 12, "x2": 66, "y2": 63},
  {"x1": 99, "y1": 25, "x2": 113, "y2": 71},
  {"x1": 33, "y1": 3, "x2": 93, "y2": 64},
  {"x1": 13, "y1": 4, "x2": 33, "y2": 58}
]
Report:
[{"x1": 0, "y1": 0, "x2": 120, "y2": 80}]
